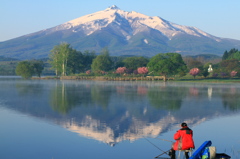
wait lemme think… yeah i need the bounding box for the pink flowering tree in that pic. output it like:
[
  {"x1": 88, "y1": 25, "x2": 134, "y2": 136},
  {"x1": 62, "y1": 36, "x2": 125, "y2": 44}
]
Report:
[
  {"x1": 86, "y1": 70, "x2": 91, "y2": 75},
  {"x1": 230, "y1": 71, "x2": 237, "y2": 77},
  {"x1": 189, "y1": 68, "x2": 200, "y2": 79},
  {"x1": 116, "y1": 67, "x2": 127, "y2": 74},
  {"x1": 137, "y1": 67, "x2": 148, "y2": 75}
]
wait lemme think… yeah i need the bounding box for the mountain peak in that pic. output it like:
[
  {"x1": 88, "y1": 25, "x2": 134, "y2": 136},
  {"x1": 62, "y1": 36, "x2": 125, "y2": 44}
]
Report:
[
  {"x1": 1, "y1": 5, "x2": 238, "y2": 60},
  {"x1": 107, "y1": 5, "x2": 120, "y2": 10}
]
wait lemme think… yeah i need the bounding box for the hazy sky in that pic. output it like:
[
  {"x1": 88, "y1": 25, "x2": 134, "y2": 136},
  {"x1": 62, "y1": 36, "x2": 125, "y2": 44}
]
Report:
[{"x1": 1, "y1": 0, "x2": 240, "y2": 42}]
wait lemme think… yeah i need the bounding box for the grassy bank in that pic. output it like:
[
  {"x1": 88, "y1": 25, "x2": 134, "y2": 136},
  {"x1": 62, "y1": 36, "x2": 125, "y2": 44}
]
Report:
[{"x1": 32, "y1": 75, "x2": 240, "y2": 83}]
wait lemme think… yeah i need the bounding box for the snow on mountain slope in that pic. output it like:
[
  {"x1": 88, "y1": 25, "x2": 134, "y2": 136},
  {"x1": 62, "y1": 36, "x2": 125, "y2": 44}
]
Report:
[{"x1": 54, "y1": 5, "x2": 220, "y2": 41}]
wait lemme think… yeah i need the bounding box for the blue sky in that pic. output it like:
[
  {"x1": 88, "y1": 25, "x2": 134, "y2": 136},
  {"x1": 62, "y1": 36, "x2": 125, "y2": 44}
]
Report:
[{"x1": 1, "y1": 0, "x2": 240, "y2": 42}]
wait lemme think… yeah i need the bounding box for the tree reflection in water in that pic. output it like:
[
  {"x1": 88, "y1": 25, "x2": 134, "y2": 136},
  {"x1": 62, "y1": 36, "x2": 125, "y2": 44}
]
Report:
[
  {"x1": 221, "y1": 86, "x2": 240, "y2": 111},
  {"x1": 10, "y1": 80, "x2": 240, "y2": 145}
]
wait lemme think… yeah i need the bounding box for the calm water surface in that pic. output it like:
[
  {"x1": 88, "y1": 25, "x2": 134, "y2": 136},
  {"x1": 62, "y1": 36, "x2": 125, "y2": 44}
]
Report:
[{"x1": 0, "y1": 77, "x2": 240, "y2": 159}]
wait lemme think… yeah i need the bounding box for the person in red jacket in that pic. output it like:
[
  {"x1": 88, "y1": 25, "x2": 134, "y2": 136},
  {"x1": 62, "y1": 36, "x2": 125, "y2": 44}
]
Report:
[{"x1": 168, "y1": 123, "x2": 195, "y2": 159}]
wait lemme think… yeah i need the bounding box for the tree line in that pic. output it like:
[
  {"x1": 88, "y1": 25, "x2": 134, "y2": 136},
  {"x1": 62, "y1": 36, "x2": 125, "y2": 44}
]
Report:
[
  {"x1": 46, "y1": 43, "x2": 187, "y2": 81},
  {"x1": 186, "y1": 48, "x2": 240, "y2": 78},
  {"x1": 15, "y1": 42, "x2": 240, "y2": 80}
]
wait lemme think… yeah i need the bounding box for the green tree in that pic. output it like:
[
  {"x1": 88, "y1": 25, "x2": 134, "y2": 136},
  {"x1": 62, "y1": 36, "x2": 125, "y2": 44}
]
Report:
[
  {"x1": 187, "y1": 59, "x2": 203, "y2": 69},
  {"x1": 123, "y1": 56, "x2": 149, "y2": 71},
  {"x1": 232, "y1": 51, "x2": 240, "y2": 60},
  {"x1": 31, "y1": 60, "x2": 44, "y2": 77},
  {"x1": 67, "y1": 50, "x2": 84, "y2": 74},
  {"x1": 222, "y1": 50, "x2": 228, "y2": 60},
  {"x1": 15, "y1": 61, "x2": 34, "y2": 79},
  {"x1": 212, "y1": 59, "x2": 240, "y2": 78},
  {"x1": 147, "y1": 53, "x2": 187, "y2": 81},
  {"x1": 202, "y1": 69, "x2": 209, "y2": 78},
  {"x1": 220, "y1": 59, "x2": 240, "y2": 73},
  {"x1": 67, "y1": 50, "x2": 96, "y2": 74},
  {"x1": 111, "y1": 56, "x2": 125, "y2": 69},
  {"x1": 91, "y1": 48, "x2": 113, "y2": 73},
  {"x1": 82, "y1": 50, "x2": 96, "y2": 71},
  {"x1": 222, "y1": 48, "x2": 239, "y2": 60},
  {"x1": 49, "y1": 43, "x2": 97, "y2": 75},
  {"x1": 49, "y1": 43, "x2": 72, "y2": 76},
  {"x1": 202, "y1": 63, "x2": 211, "y2": 78}
]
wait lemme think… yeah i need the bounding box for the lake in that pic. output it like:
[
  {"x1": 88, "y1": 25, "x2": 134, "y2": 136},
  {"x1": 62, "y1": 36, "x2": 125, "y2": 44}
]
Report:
[{"x1": 0, "y1": 77, "x2": 240, "y2": 159}]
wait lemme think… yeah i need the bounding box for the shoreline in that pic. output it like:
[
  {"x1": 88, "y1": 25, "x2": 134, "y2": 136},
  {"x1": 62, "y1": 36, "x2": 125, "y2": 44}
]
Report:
[
  {"x1": 32, "y1": 76, "x2": 168, "y2": 81},
  {"x1": 31, "y1": 75, "x2": 240, "y2": 83}
]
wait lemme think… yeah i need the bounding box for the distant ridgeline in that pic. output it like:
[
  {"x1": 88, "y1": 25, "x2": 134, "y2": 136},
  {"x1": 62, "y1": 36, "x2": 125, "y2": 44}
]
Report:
[
  {"x1": 0, "y1": 56, "x2": 19, "y2": 75},
  {"x1": 184, "y1": 54, "x2": 222, "y2": 63},
  {"x1": 184, "y1": 54, "x2": 221, "y2": 60},
  {"x1": 0, "y1": 57, "x2": 53, "y2": 76},
  {"x1": 0, "y1": 56, "x2": 19, "y2": 61}
]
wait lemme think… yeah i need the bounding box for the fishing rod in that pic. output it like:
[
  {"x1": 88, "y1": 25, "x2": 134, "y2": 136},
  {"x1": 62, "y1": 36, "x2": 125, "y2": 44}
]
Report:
[
  {"x1": 154, "y1": 149, "x2": 172, "y2": 158},
  {"x1": 145, "y1": 137, "x2": 174, "y2": 158},
  {"x1": 154, "y1": 137, "x2": 174, "y2": 143},
  {"x1": 144, "y1": 137, "x2": 169, "y2": 155}
]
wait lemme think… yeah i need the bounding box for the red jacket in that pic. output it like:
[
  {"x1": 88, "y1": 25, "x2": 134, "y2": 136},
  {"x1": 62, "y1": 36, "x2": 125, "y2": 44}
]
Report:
[{"x1": 173, "y1": 126, "x2": 195, "y2": 150}]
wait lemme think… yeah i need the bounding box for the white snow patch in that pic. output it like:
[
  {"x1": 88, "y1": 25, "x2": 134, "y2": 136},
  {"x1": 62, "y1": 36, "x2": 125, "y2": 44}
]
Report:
[
  {"x1": 144, "y1": 39, "x2": 149, "y2": 44},
  {"x1": 126, "y1": 36, "x2": 131, "y2": 40},
  {"x1": 115, "y1": 21, "x2": 121, "y2": 25}
]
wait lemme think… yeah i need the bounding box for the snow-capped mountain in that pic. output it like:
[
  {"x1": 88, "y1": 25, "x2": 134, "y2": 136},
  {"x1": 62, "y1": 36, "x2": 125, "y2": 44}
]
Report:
[
  {"x1": 0, "y1": 5, "x2": 239, "y2": 59},
  {"x1": 54, "y1": 5, "x2": 216, "y2": 40}
]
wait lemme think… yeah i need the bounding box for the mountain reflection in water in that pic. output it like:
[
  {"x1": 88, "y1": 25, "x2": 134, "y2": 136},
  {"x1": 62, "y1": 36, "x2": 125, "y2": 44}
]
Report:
[{"x1": 1, "y1": 79, "x2": 240, "y2": 148}]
